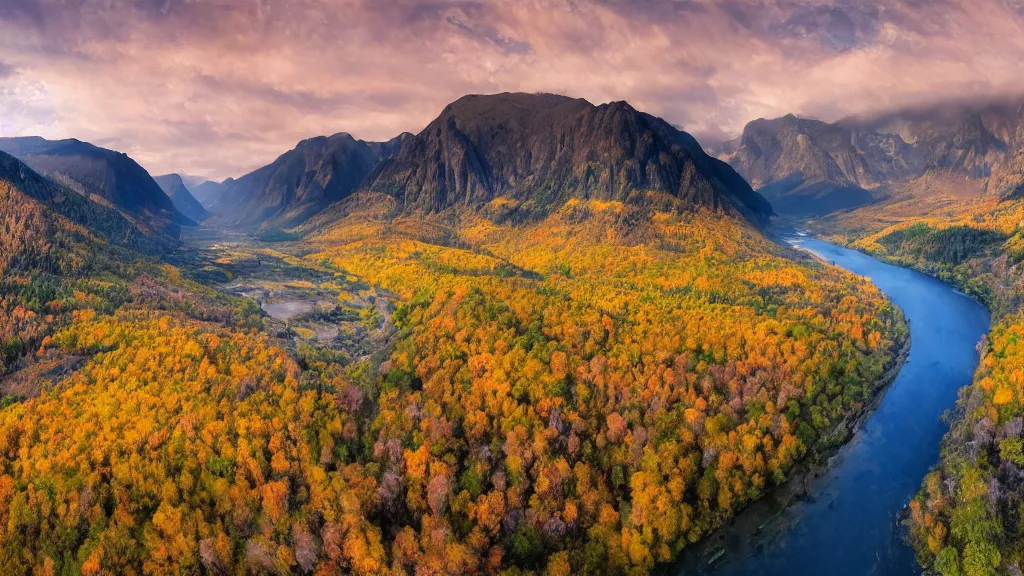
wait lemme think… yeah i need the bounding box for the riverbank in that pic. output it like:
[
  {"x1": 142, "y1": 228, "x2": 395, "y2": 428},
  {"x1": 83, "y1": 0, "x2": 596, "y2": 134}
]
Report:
[
  {"x1": 839, "y1": 225, "x2": 1024, "y2": 574},
  {"x1": 669, "y1": 240, "x2": 912, "y2": 575},
  {"x1": 795, "y1": 199, "x2": 1024, "y2": 574},
  {"x1": 674, "y1": 334, "x2": 911, "y2": 573},
  {"x1": 671, "y1": 236, "x2": 989, "y2": 576}
]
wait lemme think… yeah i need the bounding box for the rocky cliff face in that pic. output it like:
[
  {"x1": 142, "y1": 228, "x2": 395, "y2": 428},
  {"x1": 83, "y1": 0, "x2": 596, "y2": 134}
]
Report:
[
  {"x1": 861, "y1": 100, "x2": 1024, "y2": 180},
  {"x1": 208, "y1": 133, "x2": 403, "y2": 229},
  {"x1": 719, "y1": 115, "x2": 920, "y2": 214},
  {"x1": 722, "y1": 98, "x2": 1024, "y2": 215},
  {"x1": 361, "y1": 93, "x2": 772, "y2": 223}
]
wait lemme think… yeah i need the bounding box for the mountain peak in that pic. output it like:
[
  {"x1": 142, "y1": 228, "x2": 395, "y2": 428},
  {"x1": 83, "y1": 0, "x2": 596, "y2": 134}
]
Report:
[
  {"x1": 202, "y1": 93, "x2": 772, "y2": 229},
  {"x1": 154, "y1": 173, "x2": 209, "y2": 223},
  {"x1": 205, "y1": 132, "x2": 405, "y2": 229},
  {"x1": 298, "y1": 132, "x2": 358, "y2": 147},
  {"x1": 446, "y1": 92, "x2": 582, "y2": 111},
  {"x1": 157, "y1": 172, "x2": 186, "y2": 187},
  {"x1": 362, "y1": 92, "x2": 771, "y2": 223}
]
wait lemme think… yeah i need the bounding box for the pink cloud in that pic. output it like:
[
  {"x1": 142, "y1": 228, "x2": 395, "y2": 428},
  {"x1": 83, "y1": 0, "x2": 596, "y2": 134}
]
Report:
[{"x1": 1, "y1": 0, "x2": 1023, "y2": 180}]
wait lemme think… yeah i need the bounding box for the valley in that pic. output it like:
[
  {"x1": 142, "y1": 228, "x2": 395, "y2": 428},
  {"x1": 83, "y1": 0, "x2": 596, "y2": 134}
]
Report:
[
  {"x1": 801, "y1": 196, "x2": 1024, "y2": 576},
  {"x1": 138, "y1": 191, "x2": 907, "y2": 574},
  {"x1": 175, "y1": 220, "x2": 990, "y2": 576},
  {"x1": 167, "y1": 226, "x2": 398, "y2": 364},
  {"x1": 8, "y1": 0, "x2": 1024, "y2": 572},
  {"x1": 677, "y1": 235, "x2": 989, "y2": 576},
  {"x1": 715, "y1": 96, "x2": 1024, "y2": 576},
  {"x1": 0, "y1": 88, "x2": 1021, "y2": 576}
]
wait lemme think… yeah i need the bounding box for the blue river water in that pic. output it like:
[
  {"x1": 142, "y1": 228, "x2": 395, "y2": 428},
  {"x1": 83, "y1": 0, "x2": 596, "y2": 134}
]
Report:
[{"x1": 675, "y1": 236, "x2": 991, "y2": 576}]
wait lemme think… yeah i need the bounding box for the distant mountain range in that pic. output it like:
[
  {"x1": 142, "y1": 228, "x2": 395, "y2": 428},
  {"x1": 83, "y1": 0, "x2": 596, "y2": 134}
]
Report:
[
  {"x1": 153, "y1": 173, "x2": 209, "y2": 222},
  {"x1": 204, "y1": 132, "x2": 410, "y2": 229},
  {"x1": 208, "y1": 92, "x2": 770, "y2": 230},
  {"x1": 0, "y1": 94, "x2": 778, "y2": 241},
  {"x1": 6, "y1": 92, "x2": 1024, "y2": 244},
  {"x1": 177, "y1": 93, "x2": 1024, "y2": 226},
  {"x1": 0, "y1": 137, "x2": 191, "y2": 238},
  {"x1": 176, "y1": 173, "x2": 209, "y2": 190},
  {"x1": 717, "y1": 97, "x2": 1024, "y2": 215},
  {"x1": 190, "y1": 179, "x2": 227, "y2": 208}
]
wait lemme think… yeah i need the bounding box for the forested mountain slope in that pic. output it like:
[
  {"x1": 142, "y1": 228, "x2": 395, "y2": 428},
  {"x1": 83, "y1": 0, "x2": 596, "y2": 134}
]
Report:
[
  {"x1": 0, "y1": 137, "x2": 191, "y2": 238},
  {"x1": 0, "y1": 151, "x2": 170, "y2": 259},
  {"x1": 0, "y1": 150, "x2": 165, "y2": 378}
]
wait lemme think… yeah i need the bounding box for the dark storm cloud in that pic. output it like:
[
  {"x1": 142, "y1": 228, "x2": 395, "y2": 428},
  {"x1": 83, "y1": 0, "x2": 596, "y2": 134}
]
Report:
[{"x1": 2, "y1": 0, "x2": 1024, "y2": 178}]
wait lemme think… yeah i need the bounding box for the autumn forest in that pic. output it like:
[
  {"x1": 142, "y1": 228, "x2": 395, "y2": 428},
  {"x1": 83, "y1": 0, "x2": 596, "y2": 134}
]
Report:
[
  {"x1": 0, "y1": 143, "x2": 909, "y2": 575},
  {"x1": 4, "y1": 69, "x2": 1024, "y2": 576}
]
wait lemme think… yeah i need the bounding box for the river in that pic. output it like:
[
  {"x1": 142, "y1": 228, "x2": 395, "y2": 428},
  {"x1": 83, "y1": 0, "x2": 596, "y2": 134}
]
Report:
[{"x1": 675, "y1": 236, "x2": 991, "y2": 576}]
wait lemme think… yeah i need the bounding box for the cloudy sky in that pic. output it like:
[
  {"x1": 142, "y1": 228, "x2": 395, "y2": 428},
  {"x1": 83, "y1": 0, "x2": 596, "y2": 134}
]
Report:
[{"x1": 2, "y1": 0, "x2": 1024, "y2": 180}]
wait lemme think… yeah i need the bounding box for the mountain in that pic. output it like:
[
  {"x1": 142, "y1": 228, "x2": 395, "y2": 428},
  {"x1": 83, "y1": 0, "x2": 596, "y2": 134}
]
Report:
[
  {"x1": 177, "y1": 173, "x2": 208, "y2": 190},
  {"x1": 860, "y1": 99, "x2": 1024, "y2": 200},
  {"x1": 0, "y1": 137, "x2": 191, "y2": 236},
  {"x1": 861, "y1": 99, "x2": 1024, "y2": 178},
  {"x1": 360, "y1": 93, "x2": 772, "y2": 223},
  {"x1": 154, "y1": 173, "x2": 209, "y2": 222},
  {"x1": 367, "y1": 133, "x2": 412, "y2": 160},
  {"x1": 208, "y1": 133, "x2": 406, "y2": 229},
  {"x1": 718, "y1": 114, "x2": 921, "y2": 214},
  {"x1": 0, "y1": 151, "x2": 166, "y2": 271},
  {"x1": 190, "y1": 179, "x2": 227, "y2": 209},
  {"x1": 721, "y1": 97, "x2": 1024, "y2": 215}
]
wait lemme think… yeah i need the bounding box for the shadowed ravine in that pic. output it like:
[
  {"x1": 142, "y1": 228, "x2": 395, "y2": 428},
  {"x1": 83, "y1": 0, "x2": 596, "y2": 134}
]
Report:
[{"x1": 675, "y1": 235, "x2": 990, "y2": 576}]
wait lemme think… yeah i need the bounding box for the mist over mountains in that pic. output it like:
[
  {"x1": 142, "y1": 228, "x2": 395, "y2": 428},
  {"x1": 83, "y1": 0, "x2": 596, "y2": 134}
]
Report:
[
  {"x1": 718, "y1": 96, "x2": 1024, "y2": 214},
  {"x1": 7, "y1": 91, "x2": 1024, "y2": 240}
]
